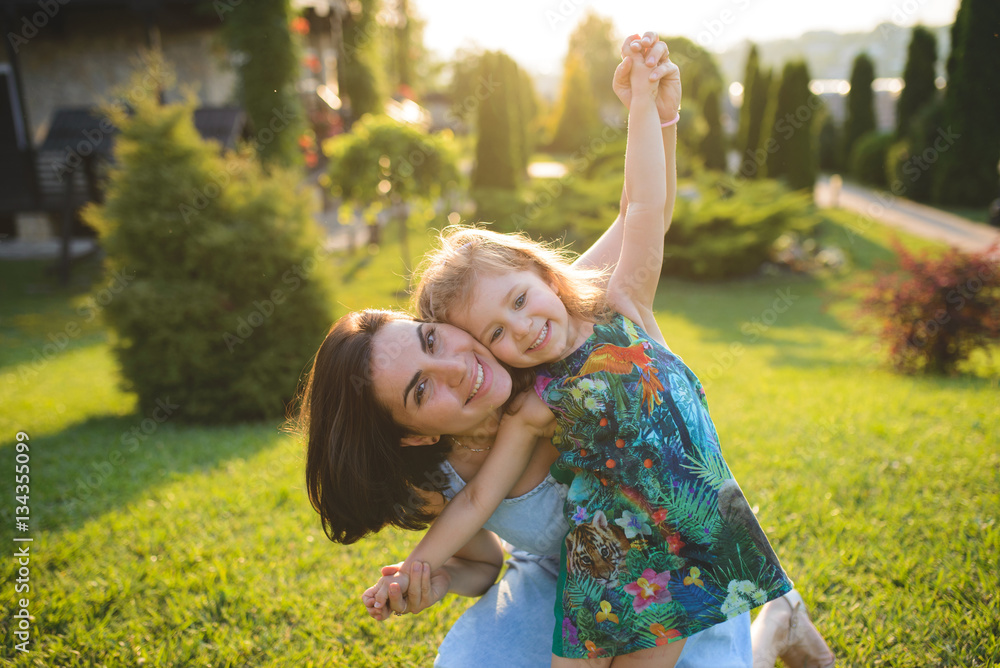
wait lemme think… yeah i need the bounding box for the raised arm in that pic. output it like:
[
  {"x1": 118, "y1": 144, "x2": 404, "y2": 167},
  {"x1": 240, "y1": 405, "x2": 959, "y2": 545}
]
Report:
[
  {"x1": 575, "y1": 33, "x2": 678, "y2": 276},
  {"x1": 607, "y1": 43, "x2": 669, "y2": 322}
]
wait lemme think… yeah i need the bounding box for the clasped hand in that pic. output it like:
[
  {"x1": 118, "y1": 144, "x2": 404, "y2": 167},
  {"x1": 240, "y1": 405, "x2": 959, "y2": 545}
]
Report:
[
  {"x1": 613, "y1": 32, "x2": 682, "y2": 121},
  {"x1": 362, "y1": 560, "x2": 448, "y2": 621}
]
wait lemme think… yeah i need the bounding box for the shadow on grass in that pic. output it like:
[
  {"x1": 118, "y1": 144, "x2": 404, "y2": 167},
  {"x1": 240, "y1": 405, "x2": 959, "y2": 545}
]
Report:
[
  {"x1": 27, "y1": 412, "x2": 286, "y2": 534},
  {"x1": 0, "y1": 255, "x2": 110, "y2": 370},
  {"x1": 657, "y1": 273, "x2": 847, "y2": 343}
]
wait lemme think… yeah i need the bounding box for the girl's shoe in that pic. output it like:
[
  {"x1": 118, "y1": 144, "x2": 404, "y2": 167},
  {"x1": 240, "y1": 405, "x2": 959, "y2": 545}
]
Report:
[{"x1": 751, "y1": 590, "x2": 835, "y2": 668}]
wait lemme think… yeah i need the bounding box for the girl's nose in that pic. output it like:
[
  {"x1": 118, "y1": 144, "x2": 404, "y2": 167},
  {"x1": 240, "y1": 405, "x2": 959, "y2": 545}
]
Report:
[{"x1": 512, "y1": 316, "x2": 531, "y2": 338}]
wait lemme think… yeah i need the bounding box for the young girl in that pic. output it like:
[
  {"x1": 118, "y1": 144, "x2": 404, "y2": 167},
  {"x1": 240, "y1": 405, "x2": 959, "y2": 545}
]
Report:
[{"x1": 370, "y1": 43, "x2": 794, "y2": 665}]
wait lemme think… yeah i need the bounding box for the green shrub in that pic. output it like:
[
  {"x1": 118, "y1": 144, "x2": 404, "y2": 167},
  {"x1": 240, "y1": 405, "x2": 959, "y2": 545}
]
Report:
[
  {"x1": 471, "y1": 186, "x2": 529, "y2": 230},
  {"x1": 849, "y1": 131, "x2": 894, "y2": 188},
  {"x1": 83, "y1": 91, "x2": 335, "y2": 423},
  {"x1": 324, "y1": 114, "x2": 460, "y2": 202},
  {"x1": 663, "y1": 176, "x2": 818, "y2": 280}
]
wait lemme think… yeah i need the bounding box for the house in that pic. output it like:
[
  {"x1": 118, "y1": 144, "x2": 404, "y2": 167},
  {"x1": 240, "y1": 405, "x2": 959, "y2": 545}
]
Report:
[{"x1": 0, "y1": 0, "x2": 346, "y2": 246}]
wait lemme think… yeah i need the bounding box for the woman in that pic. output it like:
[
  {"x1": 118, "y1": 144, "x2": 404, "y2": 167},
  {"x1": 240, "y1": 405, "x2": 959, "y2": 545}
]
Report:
[{"x1": 299, "y1": 33, "x2": 834, "y2": 668}]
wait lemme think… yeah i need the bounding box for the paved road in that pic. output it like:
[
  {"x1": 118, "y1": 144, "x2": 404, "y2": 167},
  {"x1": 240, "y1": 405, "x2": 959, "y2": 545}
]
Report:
[{"x1": 814, "y1": 175, "x2": 1000, "y2": 256}]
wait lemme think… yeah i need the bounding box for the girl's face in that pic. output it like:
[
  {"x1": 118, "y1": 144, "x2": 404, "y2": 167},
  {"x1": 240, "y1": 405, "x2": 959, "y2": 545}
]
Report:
[
  {"x1": 449, "y1": 268, "x2": 582, "y2": 369},
  {"x1": 371, "y1": 319, "x2": 513, "y2": 441}
]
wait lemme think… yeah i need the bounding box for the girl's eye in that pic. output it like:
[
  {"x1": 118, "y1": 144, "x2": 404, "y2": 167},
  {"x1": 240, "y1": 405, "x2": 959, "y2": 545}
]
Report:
[
  {"x1": 490, "y1": 327, "x2": 503, "y2": 343},
  {"x1": 426, "y1": 328, "x2": 436, "y2": 352},
  {"x1": 415, "y1": 380, "x2": 427, "y2": 406},
  {"x1": 514, "y1": 293, "x2": 525, "y2": 308}
]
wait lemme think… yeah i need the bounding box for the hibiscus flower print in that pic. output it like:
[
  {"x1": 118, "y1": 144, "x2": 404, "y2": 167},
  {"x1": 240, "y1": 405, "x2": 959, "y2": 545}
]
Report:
[
  {"x1": 614, "y1": 510, "x2": 652, "y2": 539},
  {"x1": 623, "y1": 568, "x2": 672, "y2": 613}
]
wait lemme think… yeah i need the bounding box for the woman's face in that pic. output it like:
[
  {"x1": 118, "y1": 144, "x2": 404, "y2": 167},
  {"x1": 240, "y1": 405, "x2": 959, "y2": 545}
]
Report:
[{"x1": 371, "y1": 319, "x2": 513, "y2": 440}]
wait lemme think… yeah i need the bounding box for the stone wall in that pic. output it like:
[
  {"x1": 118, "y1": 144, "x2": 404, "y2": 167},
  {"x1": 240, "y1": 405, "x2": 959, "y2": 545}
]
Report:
[{"x1": 4, "y1": 9, "x2": 237, "y2": 144}]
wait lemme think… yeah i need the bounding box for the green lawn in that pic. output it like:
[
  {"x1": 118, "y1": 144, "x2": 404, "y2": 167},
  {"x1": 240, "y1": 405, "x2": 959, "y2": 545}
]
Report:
[{"x1": 1, "y1": 216, "x2": 997, "y2": 666}]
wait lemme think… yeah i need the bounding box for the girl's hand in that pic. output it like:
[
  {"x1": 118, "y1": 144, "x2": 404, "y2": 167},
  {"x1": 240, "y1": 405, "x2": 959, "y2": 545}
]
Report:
[
  {"x1": 613, "y1": 32, "x2": 682, "y2": 122},
  {"x1": 363, "y1": 566, "x2": 409, "y2": 618},
  {"x1": 362, "y1": 562, "x2": 449, "y2": 621},
  {"x1": 503, "y1": 390, "x2": 554, "y2": 437}
]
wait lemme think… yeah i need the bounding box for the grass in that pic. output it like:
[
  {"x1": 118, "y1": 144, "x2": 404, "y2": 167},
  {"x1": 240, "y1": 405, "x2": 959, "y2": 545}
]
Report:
[{"x1": 1, "y1": 214, "x2": 997, "y2": 666}]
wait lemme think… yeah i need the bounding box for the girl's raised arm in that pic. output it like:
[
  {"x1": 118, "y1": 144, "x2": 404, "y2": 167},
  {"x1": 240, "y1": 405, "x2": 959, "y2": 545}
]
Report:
[
  {"x1": 575, "y1": 32, "x2": 674, "y2": 274},
  {"x1": 607, "y1": 42, "x2": 678, "y2": 326}
]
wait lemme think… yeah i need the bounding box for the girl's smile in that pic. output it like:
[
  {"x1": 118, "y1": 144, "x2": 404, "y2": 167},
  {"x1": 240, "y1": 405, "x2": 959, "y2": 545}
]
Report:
[{"x1": 450, "y1": 268, "x2": 592, "y2": 368}]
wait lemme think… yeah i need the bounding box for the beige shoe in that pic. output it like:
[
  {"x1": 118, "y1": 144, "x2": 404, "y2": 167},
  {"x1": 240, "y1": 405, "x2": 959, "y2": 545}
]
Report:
[{"x1": 751, "y1": 590, "x2": 835, "y2": 668}]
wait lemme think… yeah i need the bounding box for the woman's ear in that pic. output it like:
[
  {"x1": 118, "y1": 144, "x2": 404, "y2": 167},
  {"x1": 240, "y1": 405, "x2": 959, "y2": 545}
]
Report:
[{"x1": 400, "y1": 434, "x2": 441, "y2": 447}]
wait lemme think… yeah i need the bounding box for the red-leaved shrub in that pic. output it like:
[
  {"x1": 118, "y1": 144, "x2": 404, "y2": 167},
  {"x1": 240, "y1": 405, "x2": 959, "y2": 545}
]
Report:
[{"x1": 860, "y1": 241, "x2": 1000, "y2": 374}]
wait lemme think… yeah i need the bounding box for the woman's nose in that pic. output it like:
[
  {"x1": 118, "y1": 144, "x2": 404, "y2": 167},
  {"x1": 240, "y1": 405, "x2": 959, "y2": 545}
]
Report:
[{"x1": 434, "y1": 357, "x2": 466, "y2": 386}]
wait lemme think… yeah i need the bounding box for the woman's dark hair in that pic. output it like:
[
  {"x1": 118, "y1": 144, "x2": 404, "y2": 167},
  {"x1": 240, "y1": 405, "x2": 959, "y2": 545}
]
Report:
[{"x1": 296, "y1": 309, "x2": 450, "y2": 544}]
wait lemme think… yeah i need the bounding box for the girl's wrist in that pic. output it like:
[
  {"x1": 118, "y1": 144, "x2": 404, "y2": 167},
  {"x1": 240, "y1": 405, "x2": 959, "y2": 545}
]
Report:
[{"x1": 659, "y1": 110, "x2": 680, "y2": 127}]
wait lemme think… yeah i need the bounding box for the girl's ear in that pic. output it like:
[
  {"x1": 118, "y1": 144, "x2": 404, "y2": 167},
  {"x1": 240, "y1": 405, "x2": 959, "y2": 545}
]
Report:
[{"x1": 400, "y1": 434, "x2": 441, "y2": 447}]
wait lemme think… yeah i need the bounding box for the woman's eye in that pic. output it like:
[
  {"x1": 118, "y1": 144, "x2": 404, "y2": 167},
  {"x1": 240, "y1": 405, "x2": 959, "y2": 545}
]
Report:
[
  {"x1": 415, "y1": 380, "x2": 426, "y2": 406},
  {"x1": 514, "y1": 293, "x2": 525, "y2": 308},
  {"x1": 490, "y1": 327, "x2": 503, "y2": 343},
  {"x1": 426, "y1": 329, "x2": 436, "y2": 352}
]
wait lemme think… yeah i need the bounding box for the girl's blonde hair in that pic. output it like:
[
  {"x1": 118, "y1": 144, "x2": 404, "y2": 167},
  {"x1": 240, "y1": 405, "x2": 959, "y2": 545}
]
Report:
[{"x1": 412, "y1": 226, "x2": 612, "y2": 326}]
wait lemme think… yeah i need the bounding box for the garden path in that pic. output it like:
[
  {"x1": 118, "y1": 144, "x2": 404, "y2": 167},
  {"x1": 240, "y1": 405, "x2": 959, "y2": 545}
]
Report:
[{"x1": 814, "y1": 175, "x2": 1000, "y2": 256}]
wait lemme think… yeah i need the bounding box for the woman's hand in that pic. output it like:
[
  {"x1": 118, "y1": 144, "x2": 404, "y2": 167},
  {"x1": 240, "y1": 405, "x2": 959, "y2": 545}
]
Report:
[
  {"x1": 362, "y1": 561, "x2": 450, "y2": 621},
  {"x1": 613, "y1": 32, "x2": 682, "y2": 122}
]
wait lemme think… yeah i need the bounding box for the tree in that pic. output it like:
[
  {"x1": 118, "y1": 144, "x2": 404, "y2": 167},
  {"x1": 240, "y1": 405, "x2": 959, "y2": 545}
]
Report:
[
  {"x1": 547, "y1": 54, "x2": 601, "y2": 153},
  {"x1": 221, "y1": 0, "x2": 304, "y2": 168},
  {"x1": 844, "y1": 53, "x2": 877, "y2": 162},
  {"x1": 83, "y1": 65, "x2": 335, "y2": 423},
  {"x1": 566, "y1": 10, "x2": 621, "y2": 112},
  {"x1": 473, "y1": 52, "x2": 522, "y2": 189},
  {"x1": 517, "y1": 68, "x2": 540, "y2": 172},
  {"x1": 659, "y1": 36, "x2": 726, "y2": 172},
  {"x1": 700, "y1": 86, "x2": 727, "y2": 171},
  {"x1": 737, "y1": 44, "x2": 770, "y2": 175},
  {"x1": 760, "y1": 61, "x2": 817, "y2": 191},
  {"x1": 932, "y1": 0, "x2": 1000, "y2": 205},
  {"x1": 896, "y1": 26, "x2": 939, "y2": 137},
  {"x1": 338, "y1": 0, "x2": 384, "y2": 125},
  {"x1": 326, "y1": 114, "x2": 459, "y2": 266}
]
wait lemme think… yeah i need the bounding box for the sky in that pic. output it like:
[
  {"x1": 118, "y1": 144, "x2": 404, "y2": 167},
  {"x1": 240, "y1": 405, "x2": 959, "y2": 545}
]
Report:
[{"x1": 412, "y1": 0, "x2": 961, "y2": 75}]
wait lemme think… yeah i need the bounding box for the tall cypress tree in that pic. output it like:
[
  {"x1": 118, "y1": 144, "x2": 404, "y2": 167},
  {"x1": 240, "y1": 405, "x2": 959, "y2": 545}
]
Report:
[
  {"x1": 338, "y1": 0, "x2": 383, "y2": 125},
  {"x1": 737, "y1": 44, "x2": 769, "y2": 175},
  {"x1": 700, "y1": 86, "x2": 727, "y2": 171},
  {"x1": 567, "y1": 10, "x2": 620, "y2": 112},
  {"x1": 221, "y1": 0, "x2": 304, "y2": 167},
  {"x1": 518, "y1": 68, "x2": 539, "y2": 173},
  {"x1": 472, "y1": 52, "x2": 519, "y2": 190},
  {"x1": 844, "y1": 53, "x2": 877, "y2": 160},
  {"x1": 932, "y1": 0, "x2": 1000, "y2": 205},
  {"x1": 500, "y1": 53, "x2": 524, "y2": 178},
  {"x1": 761, "y1": 61, "x2": 816, "y2": 190},
  {"x1": 896, "y1": 26, "x2": 939, "y2": 136},
  {"x1": 548, "y1": 55, "x2": 601, "y2": 153}
]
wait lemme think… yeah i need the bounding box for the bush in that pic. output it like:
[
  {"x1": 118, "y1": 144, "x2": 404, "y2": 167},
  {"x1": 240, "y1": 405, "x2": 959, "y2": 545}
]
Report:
[
  {"x1": 325, "y1": 114, "x2": 460, "y2": 202},
  {"x1": 663, "y1": 176, "x2": 818, "y2": 280},
  {"x1": 860, "y1": 241, "x2": 1000, "y2": 374},
  {"x1": 83, "y1": 90, "x2": 335, "y2": 423},
  {"x1": 849, "y1": 131, "x2": 894, "y2": 188}
]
